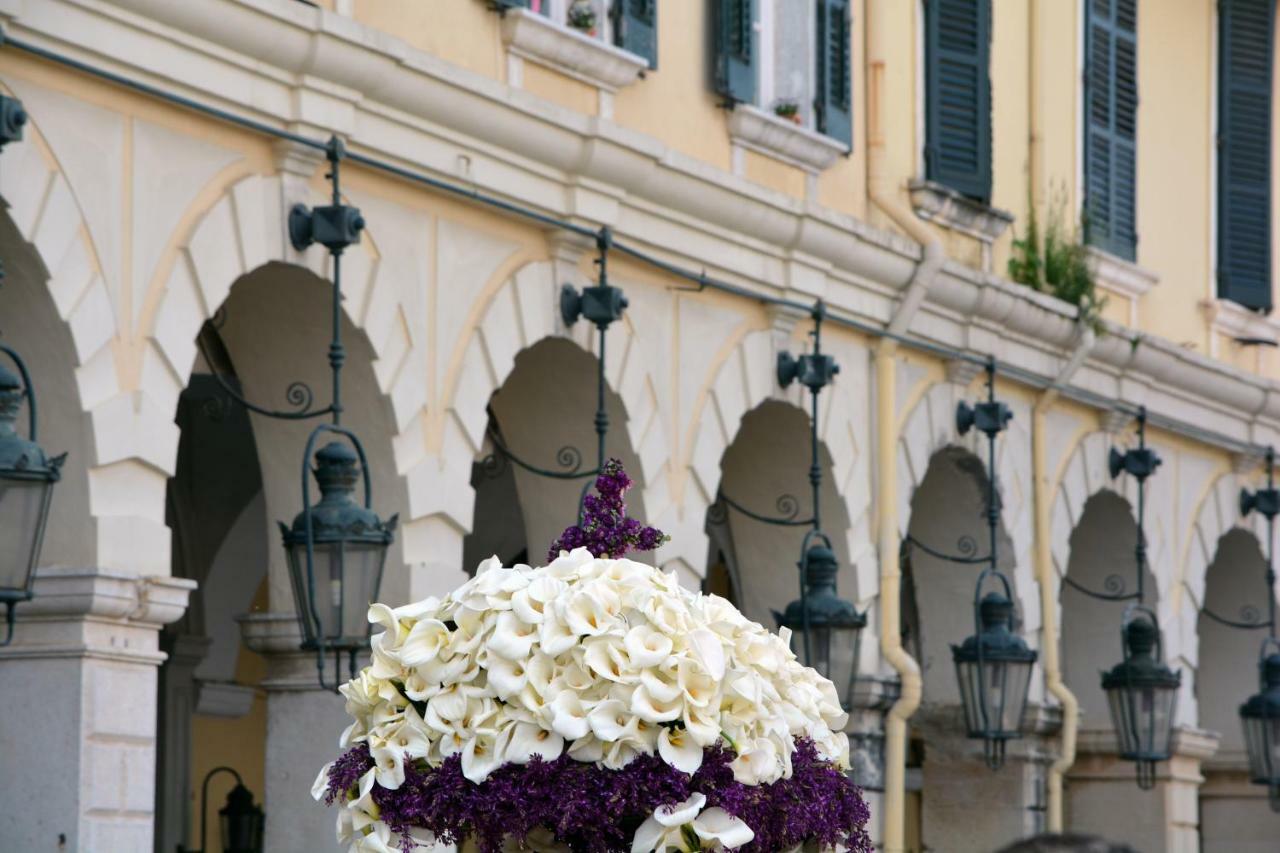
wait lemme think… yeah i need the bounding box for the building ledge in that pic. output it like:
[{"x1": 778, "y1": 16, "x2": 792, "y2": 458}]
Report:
[
  {"x1": 196, "y1": 681, "x2": 257, "y2": 717},
  {"x1": 909, "y1": 179, "x2": 1014, "y2": 242},
  {"x1": 728, "y1": 104, "x2": 847, "y2": 173},
  {"x1": 1203, "y1": 297, "x2": 1279, "y2": 346},
  {"x1": 499, "y1": 8, "x2": 647, "y2": 92}
]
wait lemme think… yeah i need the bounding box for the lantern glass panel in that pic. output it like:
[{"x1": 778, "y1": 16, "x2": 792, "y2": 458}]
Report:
[
  {"x1": 954, "y1": 656, "x2": 1034, "y2": 739},
  {"x1": 286, "y1": 539, "x2": 387, "y2": 647},
  {"x1": 0, "y1": 476, "x2": 52, "y2": 592},
  {"x1": 220, "y1": 805, "x2": 264, "y2": 853},
  {"x1": 791, "y1": 624, "x2": 860, "y2": 709},
  {"x1": 1106, "y1": 682, "x2": 1178, "y2": 760},
  {"x1": 1242, "y1": 715, "x2": 1280, "y2": 785}
]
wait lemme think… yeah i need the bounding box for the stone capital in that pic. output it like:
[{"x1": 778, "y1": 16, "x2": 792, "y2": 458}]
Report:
[{"x1": 240, "y1": 611, "x2": 368, "y2": 693}]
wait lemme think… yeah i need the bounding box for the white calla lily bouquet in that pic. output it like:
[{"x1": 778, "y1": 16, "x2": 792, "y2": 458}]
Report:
[{"x1": 314, "y1": 461, "x2": 871, "y2": 853}]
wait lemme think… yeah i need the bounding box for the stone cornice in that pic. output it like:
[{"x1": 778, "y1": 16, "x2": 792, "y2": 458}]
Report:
[{"x1": 9, "y1": 0, "x2": 1280, "y2": 453}]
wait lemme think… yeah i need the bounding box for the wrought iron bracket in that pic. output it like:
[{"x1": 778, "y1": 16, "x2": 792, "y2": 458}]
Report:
[
  {"x1": 288, "y1": 137, "x2": 365, "y2": 253},
  {"x1": 560, "y1": 227, "x2": 628, "y2": 330},
  {"x1": 0, "y1": 94, "x2": 25, "y2": 149},
  {"x1": 710, "y1": 490, "x2": 812, "y2": 527},
  {"x1": 777, "y1": 302, "x2": 840, "y2": 393}
]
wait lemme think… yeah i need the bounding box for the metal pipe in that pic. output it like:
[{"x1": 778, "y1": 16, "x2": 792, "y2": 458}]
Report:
[{"x1": 1031, "y1": 326, "x2": 1094, "y2": 830}]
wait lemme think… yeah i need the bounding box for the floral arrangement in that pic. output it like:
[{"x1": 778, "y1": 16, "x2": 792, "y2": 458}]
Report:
[{"x1": 314, "y1": 461, "x2": 871, "y2": 852}]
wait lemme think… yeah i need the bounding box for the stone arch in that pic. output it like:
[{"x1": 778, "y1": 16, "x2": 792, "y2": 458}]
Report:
[
  {"x1": 436, "y1": 259, "x2": 670, "y2": 562},
  {"x1": 896, "y1": 379, "x2": 1038, "y2": 634},
  {"x1": 677, "y1": 327, "x2": 868, "y2": 588},
  {"x1": 0, "y1": 147, "x2": 421, "y2": 577}
]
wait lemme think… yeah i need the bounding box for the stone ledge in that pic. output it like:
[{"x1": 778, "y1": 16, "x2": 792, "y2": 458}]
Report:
[
  {"x1": 196, "y1": 681, "x2": 258, "y2": 717},
  {"x1": 728, "y1": 104, "x2": 847, "y2": 173},
  {"x1": 1075, "y1": 724, "x2": 1221, "y2": 760},
  {"x1": 500, "y1": 8, "x2": 647, "y2": 92},
  {"x1": 1203, "y1": 297, "x2": 1280, "y2": 347},
  {"x1": 1088, "y1": 247, "x2": 1158, "y2": 301},
  {"x1": 16, "y1": 567, "x2": 195, "y2": 626},
  {"x1": 909, "y1": 179, "x2": 1014, "y2": 242}
]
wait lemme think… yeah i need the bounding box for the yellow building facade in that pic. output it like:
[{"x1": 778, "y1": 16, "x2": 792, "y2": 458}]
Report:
[{"x1": 0, "y1": 1, "x2": 1279, "y2": 852}]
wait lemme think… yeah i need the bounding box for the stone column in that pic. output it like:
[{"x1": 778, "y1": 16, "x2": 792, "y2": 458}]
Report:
[
  {"x1": 0, "y1": 567, "x2": 193, "y2": 851},
  {"x1": 1067, "y1": 726, "x2": 1219, "y2": 853},
  {"x1": 1200, "y1": 765, "x2": 1277, "y2": 853},
  {"x1": 241, "y1": 612, "x2": 354, "y2": 853},
  {"x1": 847, "y1": 675, "x2": 899, "y2": 850},
  {"x1": 916, "y1": 704, "x2": 1058, "y2": 853}
]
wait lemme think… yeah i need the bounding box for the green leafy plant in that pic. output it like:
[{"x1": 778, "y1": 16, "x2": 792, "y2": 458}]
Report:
[{"x1": 1008, "y1": 194, "x2": 1105, "y2": 329}]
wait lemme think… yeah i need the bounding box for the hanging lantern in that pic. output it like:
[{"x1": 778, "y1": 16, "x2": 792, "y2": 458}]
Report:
[
  {"x1": 775, "y1": 537, "x2": 867, "y2": 710},
  {"x1": 278, "y1": 433, "x2": 397, "y2": 666},
  {"x1": 218, "y1": 781, "x2": 265, "y2": 853},
  {"x1": 0, "y1": 352, "x2": 64, "y2": 644},
  {"x1": 1101, "y1": 606, "x2": 1181, "y2": 790},
  {"x1": 1240, "y1": 643, "x2": 1280, "y2": 812},
  {"x1": 951, "y1": 569, "x2": 1037, "y2": 769}
]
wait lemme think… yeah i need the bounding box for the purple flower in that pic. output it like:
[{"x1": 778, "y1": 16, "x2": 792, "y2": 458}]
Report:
[
  {"x1": 323, "y1": 739, "x2": 871, "y2": 853},
  {"x1": 548, "y1": 459, "x2": 670, "y2": 562}
]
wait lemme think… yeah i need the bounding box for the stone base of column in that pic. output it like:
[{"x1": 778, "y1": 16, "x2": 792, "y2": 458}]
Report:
[
  {"x1": 0, "y1": 567, "x2": 193, "y2": 851},
  {"x1": 914, "y1": 704, "x2": 1060, "y2": 853},
  {"x1": 241, "y1": 611, "x2": 360, "y2": 853},
  {"x1": 1067, "y1": 726, "x2": 1219, "y2": 853},
  {"x1": 1200, "y1": 760, "x2": 1278, "y2": 853}
]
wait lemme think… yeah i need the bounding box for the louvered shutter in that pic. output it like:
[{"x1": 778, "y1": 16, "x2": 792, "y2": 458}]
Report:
[
  {"x1": 614, "y1": 0, "x2": 658, "y2": 69},
  {"x1": 1218, "y1": 0, "x2": 1275, "y2": 311},
  {"x1": 1084, "y1": 0, "x2": 1138, "y2": 261},
  {"x1": 713, "y1": 0, "x2": 757, "y2": 105},
  {"x1": 924, "y1": 0, "x2": 992, "y2": 201},
  {"x1": 817, "y1": 0, "x2": 853, "y2": 148}
]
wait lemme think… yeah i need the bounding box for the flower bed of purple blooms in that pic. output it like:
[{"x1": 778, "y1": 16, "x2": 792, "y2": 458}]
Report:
[{"x1": 321, "y1": 738, "x2": 872, "y2": 853}]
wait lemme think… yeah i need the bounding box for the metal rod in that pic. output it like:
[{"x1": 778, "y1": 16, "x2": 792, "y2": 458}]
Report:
[
  {"x1": 0, "y1": 343, "x2": 37, "y2": 439},
  {"x1": 1269, "y1": 447, "x2": 1276, "y2": 641},
  {"x1": 191, "y1": 765, "x2": 244, "y2": 853},
  {"x1": 1135, "y1": 408, "x2": 1147, "y2": 606},
  {"x1": 0, "y1": 603, "x2": 14, "y2": 647},
  {"x1": 986, "y1": 358, "x2": 999, "y2": 578}
]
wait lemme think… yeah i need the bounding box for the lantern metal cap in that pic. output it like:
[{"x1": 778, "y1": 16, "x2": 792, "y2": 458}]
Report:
[
  {"x1": 1240, "y1": 653, "x2": 1280, "y2": 720},
  {"x1": 280, "y1": 441, "x2": 396, "y2": 545},
  {"x1": 951, "y1": 591, "x2": 1038, "y2": 664},
  {"x1": 1102, "y1": 618, "x2": 1181, "y2": 690},
  {"x1": 774, "y1": 544, "x2": 867, "y2": 630},
  {"x1": 0, "y1": 364, "x2": 61, "y2": 481}
]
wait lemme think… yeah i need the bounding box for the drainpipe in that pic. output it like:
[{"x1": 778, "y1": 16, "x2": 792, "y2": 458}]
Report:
[
  {"x1": 1032, "y1": 326, "x2": 1095, "y2": 830},
  {"x1": 865, "y1": 2, "x2": 944, "y2": 850}
]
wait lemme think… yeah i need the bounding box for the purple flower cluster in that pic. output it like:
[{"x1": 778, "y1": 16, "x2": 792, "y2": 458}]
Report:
[
  {"x1": 323, "y1": 739, "x2": 871, "y2": 853},
  {"x1": 548, "y1": 459, "x2": 669, "y2": 562}
]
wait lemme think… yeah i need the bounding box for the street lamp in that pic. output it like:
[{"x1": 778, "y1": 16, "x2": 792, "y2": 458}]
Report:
[
  {"x1": 952, "y1": 568, "x2": 1037, "y2": 769},
  {"x1": 1101, "y1": 606, "x2": 1181, "y2": 790},
  {"x1": 279, "y1": 432, "x2": 397, "y2": 688},
  {"x1": 1240, "y1": 641, "x2": 1280, "y2": 812},
  {"x1": 178, "y1": 766, "x2": 265, "y2": 853},
  {"x1": 0, "y1": 346, "x2": 64, "y2": 645},
  {"x1": 775, "y1": 533, "x2": 867, "y2": 709}
]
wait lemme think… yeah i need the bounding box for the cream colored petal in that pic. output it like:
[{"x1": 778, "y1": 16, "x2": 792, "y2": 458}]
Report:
[
  {"x1": 691, "y1": 807, "x2": 754, "y2": 849},
  {"x1": 657, "y1": 726, "x2": 703, "y2": 775}
]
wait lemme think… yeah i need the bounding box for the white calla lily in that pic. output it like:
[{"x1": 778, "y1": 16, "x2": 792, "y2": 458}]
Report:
[
  {"x1": 503, "y1": 721, "x2": 565, "y2": 764},
  {"x1": 691, "y1": 807, "x2": 754, "y2": 849},
  {"x1": 657, "y1": 725, "x2": 703, "y2": 774}
]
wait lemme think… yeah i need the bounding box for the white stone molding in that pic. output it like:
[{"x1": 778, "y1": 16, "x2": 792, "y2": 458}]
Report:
[
  {"x1": 1087, "y1": 247, "x2": 1157, "y2": 328},
  {"x1": 500, "y1": 8, "x2": 647, "y2": 93},
  {"x1": 727, "y1": 104, "x2": 848, "y2": 174},
  {"x1": 1202, "y1": 297, "x2": 1280, "y2": 363}
]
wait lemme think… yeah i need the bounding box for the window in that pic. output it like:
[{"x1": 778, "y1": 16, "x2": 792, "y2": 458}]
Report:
[
  {"x1": 1217, "y1": 0, "x2": 1274, "y2": 312},
  {"x1": 712, "y1": 0, "x2": 853, "y2": 148},
  {"x1": 1083, "y1": 0, "x2": 1138, "y2": 261},
  {"x1": 501, "y1": 0, "x2": 657, "y2": 67},
  {"x1": 923, "y1": 0, "x2": 992, "y2": 202}
]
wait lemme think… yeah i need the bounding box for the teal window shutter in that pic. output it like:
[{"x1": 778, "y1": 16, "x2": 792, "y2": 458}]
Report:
[
  {"x1": 714, "y1": 0, "x2": 757, "y2": 104},
  {"x1": 1218, "y1": 0, "x2": 1275, "y2": 311},
  {"x1": 1084, "y1": 0, "x2": 1138, "y2": 261},
  {"x1": 924, "y1": 0, "x2": 992, "y2": 202},
  {"x1": 816, "y1": 0, "x2": 853, "y2": 148},
  {"x1": 614, "y1": 0, "x2": 658, "y2": 68}
]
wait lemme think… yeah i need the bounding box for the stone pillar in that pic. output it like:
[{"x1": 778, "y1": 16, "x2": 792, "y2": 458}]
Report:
[
  {"x1": 847, "y1": 675, "x2": 898, "y2": 850},
  {"x1": 1200, "y1": 766, "x2": 1278, "y2": 853},
  {"x1": 242, "y1": 612, "x2": 354, "y2": 853},
  {"x1": 1067, "y1": 727, "x2": 1219, "y2": 853},
  {"x1": 156, "y1": 634, "x2": 213, "y2": 853},
  {"x1": 0, "y1": 567, "x2": 193, "y2": 851},
  {"x1": 916, "y1": 705, "x2": 1057, "y2": 853}
]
